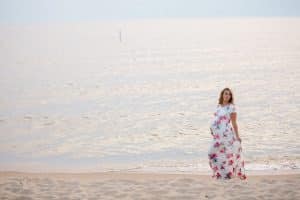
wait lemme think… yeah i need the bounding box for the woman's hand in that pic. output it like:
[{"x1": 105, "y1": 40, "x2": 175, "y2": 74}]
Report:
[{"x1": 236, "y1": 136, "x2": 242, "y2": 143}]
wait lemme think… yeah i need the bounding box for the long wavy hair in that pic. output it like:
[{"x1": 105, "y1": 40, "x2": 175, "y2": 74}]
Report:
[{"x1": 218, "y1": 87, "x2": 234, "y2": 105}]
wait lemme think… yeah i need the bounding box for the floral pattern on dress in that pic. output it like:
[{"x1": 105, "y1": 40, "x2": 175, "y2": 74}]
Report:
[{"x1": 208, "y1": 103, "x2": 247, "y2": 180}]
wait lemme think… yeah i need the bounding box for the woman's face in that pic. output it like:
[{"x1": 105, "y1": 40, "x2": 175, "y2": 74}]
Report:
[{"x1": 223, "y1": 90, "x2": 231, "y2": 102}]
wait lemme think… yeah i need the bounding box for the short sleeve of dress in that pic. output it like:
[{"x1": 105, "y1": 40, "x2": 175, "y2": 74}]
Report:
[{"x1": 229, "y1": 104, "x2": 236, "y2": 114}]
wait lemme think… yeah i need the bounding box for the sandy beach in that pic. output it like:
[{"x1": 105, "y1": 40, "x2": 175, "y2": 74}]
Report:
[{"x1": 0, "y1": 171, "x2": 299, "y2": 200}]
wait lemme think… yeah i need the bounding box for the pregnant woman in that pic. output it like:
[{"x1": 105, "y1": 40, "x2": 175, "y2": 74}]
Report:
[{"x1": 208, "y1": 88, "x2": 247, "y2": 180}]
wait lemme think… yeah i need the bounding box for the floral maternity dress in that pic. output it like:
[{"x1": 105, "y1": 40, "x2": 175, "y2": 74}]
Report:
[{"x1": 208, "y1": 103, "x2": 247, "y2": 180}]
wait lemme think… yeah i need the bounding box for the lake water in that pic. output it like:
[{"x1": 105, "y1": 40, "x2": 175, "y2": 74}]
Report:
[{"x1": 0, "y1": 17, "x2": 299, "y2": 173}]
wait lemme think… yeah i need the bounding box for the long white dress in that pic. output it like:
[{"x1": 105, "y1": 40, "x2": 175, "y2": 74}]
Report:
[{"x1": 208, "y1": 103, "x2": 247, "y2": 180}]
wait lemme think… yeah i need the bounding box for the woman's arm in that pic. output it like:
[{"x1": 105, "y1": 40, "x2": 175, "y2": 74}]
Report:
[{"x1": 230, "y1": 112, "x2": 241, "y2": 142}]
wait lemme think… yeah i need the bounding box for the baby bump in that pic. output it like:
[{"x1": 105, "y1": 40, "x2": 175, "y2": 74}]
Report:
[{"x1": 210, "y1": 120, "x2": 220, "y2": 133}]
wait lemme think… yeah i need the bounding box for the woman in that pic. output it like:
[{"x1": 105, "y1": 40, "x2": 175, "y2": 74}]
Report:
[{"x1": 208, "y1": 88, "x2": 247, "y2": 180}]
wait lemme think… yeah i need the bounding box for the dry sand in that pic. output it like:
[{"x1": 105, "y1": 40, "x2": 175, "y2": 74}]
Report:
[{"x1": 0, "y1": 171, "x2": 299, "y2": 200}]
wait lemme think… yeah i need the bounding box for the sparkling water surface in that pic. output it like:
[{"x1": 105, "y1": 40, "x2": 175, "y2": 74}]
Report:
[{"x1": 0, "y1": 17, "x2": 299, "y2": 173}]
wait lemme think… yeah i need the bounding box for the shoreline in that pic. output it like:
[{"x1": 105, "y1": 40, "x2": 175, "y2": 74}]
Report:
[
  {"x1": 1, "y1": 168, "x2": 300, "y2": 175},
  {"x1": 1, "y1": 169, "x2": 300, "y2": 180}
]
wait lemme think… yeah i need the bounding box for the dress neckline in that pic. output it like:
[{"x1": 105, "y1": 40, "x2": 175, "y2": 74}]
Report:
[{"x1": 219, "y1": 103, "x2": 230, "y2": 108}]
